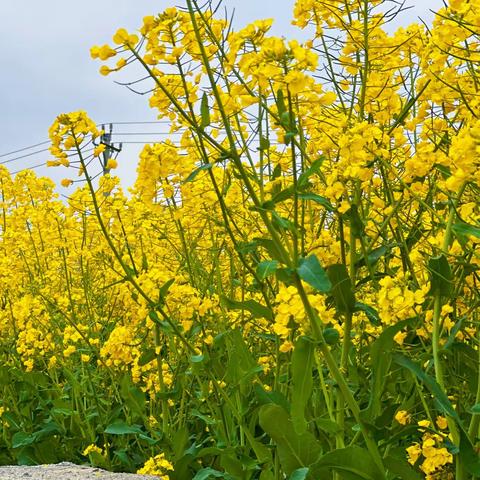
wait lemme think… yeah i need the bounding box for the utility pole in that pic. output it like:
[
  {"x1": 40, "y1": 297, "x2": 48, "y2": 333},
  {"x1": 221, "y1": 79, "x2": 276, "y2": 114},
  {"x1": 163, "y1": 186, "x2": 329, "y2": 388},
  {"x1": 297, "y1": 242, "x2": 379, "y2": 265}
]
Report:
[{"x1": 100, "y1": 123, "x2": 122, "y2": 176}]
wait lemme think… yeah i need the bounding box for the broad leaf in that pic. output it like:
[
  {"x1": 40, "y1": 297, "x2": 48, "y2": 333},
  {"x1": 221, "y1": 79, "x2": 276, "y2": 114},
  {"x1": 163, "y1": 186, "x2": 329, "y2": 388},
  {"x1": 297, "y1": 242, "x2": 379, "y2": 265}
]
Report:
[
  {"x1": 459, "y1": 429, "x2": 480, "y2": 476},
  {"x1": 291, "y1": 336, "x2": 315, "y2": 434},
  {"x1": 428, "y1": 254, "x2": 453, "y2": 297},
  {"x1": 192, "y1": 467, "x2": 236, "y2": 480},
  {"x1": 327, "y1": 264, "x2": 355, "y2": 314},
  {"x1": 104, "y1": 420, "x2": 143, "y2": 435},
  {"x1": 200, "y1": 92, "x2": 210, "y2": 128},
  {"x1": 184, "y1": 163, "x2": 213, "y2": 184},
  {"x1": 259, "y1": 404, "x2": 322, "y2": 475},
  {"x1": 392, "y1": 354, "x2": 459, "y2": 421},
  {"x1": 364, "y1": 319, "x2": 414, "y2": 421},
  {"x1": 452, "y1": 221, "x2": 480, "y2": 240},
  {"x1": 297, "y1": 255, "x2": 331, "y2": 293},
  {"x1": 289, "y1": 467, "x2": 309, "y2": 480},
  {"x1": 310, "y1": 446, "x2": 384, "y2": 480},
  {"x1": 257, "y1": 260, "x2": 279, "y2": 280},
  {"x1": 297, "y1": 193, "x2": 334, "y2": 211},
  {"x1": 297, "y1": 157, "x2": 325, "y2": 189},
  {"x1": 221, "y1": 296, "x2": 273, "y2": 321},
  {"x1": 384, "y1": 453, "x2": 422, "y2": 479}
]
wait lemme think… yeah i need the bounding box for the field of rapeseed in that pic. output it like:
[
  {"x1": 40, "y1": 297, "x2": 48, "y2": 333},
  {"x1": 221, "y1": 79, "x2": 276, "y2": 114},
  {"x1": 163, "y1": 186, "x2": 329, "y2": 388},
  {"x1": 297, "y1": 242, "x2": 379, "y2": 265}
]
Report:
[{"x1": 2, "y1": 0, "x2": 480, "y2": 478}]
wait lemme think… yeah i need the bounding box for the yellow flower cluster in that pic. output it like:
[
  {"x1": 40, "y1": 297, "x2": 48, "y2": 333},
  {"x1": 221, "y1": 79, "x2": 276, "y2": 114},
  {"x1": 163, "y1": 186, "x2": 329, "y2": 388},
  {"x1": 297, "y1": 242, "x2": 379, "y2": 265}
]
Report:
[
  {"x1": 48, "y1": 111, "x2": 101, "y2": 166},
  {"x1": 137, "y1": 453, "x2": 174, "y2": 478},
  {"x1": 274, "y1": 285, "x2": 335, "y2": 351},
  {"x1": 83, "y1": 444, "x2": 103, "y2": 456},
  {"x1": 407, "y1": 419, "x2": 453, "y2": 479},
  {"x1": 377, "y1": 273, "x2": 427, "y2": 325}
]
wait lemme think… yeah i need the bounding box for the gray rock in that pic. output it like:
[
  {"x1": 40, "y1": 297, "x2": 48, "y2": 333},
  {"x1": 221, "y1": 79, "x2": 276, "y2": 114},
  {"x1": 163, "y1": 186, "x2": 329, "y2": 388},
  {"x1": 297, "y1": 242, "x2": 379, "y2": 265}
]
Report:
[{"x1": 0, "y1": 463, "x2": 161, "y2": 480}]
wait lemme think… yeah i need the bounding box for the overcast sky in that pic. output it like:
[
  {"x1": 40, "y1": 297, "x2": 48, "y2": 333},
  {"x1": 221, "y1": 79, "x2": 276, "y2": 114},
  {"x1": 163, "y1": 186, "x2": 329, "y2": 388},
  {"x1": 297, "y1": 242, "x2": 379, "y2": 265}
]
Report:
[{"x1": 0, "y1": 0, "x2": 442, "y2": 191}]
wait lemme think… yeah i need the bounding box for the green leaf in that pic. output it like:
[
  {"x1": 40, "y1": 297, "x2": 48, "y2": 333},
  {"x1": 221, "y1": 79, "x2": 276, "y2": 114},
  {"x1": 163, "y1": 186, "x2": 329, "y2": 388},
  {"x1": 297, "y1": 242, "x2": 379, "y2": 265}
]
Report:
[
  {"x1": 190, "y1": 354, "x2": 205, "y2": 363},
  {"x1": 310, "y1": 446, "x2": 384, "y2": 480},
  {"x1": 271, "y1": 186, "x2": 295, "y2": 204},
  {"x1": 87, "y1": 449, "x2": 108, "y2": 469},
  {"x1": 384, "y1": 453, "x2": 422, "y2": 479},
  {"x1": 220, "y1": 453, "x2": 245, "y2": 478},
  {"x1": 12, "y1": 432, "x2": 37, "y2": 449},
  {"x1": 172, "y1": 426, "x2": 190, "y2": 461},
  {"x1": 276, "y1": 267, "x2": 296, "y2": 286},
  {"x1": 236, "y1": 241, "x2": 259, "y2": 255},
  {"x1": 428, "y1": 254, "x2": 453, "y2": 297},
  {"x1": 470, "y1": 404, "x2": 480, "y2": 414},
  {"x1": 297, "y1": 255, "x2": 332, "y2": 293},
  {"x1": 15, "y1": 447, "x2": 37, "y2": 466},
  {"x1": 254, "y1": 237, "x2": 285, "y2": 263},
  {"x1": 220, "y1": 296, "x2": 273, "y2": 321},
  {"x1": 452, "y1": 221, "x2": 480, "y2": 240},
  {"x1": 224, "y1": 329, "x2": 258, "y2": 391},
  {"x1": 200, "y1": 92, "x2": 210, "y2": 128},
  {"x1": 284, "y1": 131, "x2": 297, "y2": 144},
  {"x1": 113, "y1": 449, "x2": 134, "y2": 470},
  {"x1": 271, "y1": 163, "x2": 282, "y2": 180},
  {"x1": 190, "y1": 409, "x2": 216, "y2": 426},
  {"x1": 316, "y1": 418, "x2": 342, "y2": 435},
  {"x1": 354, "y1": 302, "x2": 380, "y2": 325},
  {"x1": 257, "y1": 260, "x2": 279, "y2": 280},
  {"x1": 434, "y1": 163, "x2": 451, "y2": 178},
  {"x1": 363, "y1": 318, "x2": 414, "y2": 421},
  {"x1": 355, "y1": 245, "x2": 389, "y2": 269},
  {"x1": 297, "y1": 157, "x2": 325, "y2": 189},
  {"x1": 280, "y1": 111, "x2": 292, "y2": 127},
  {"x1": 323, "y1": 327, "x2": 340, "y2": 345},
  {"x1": 442, "y1": 316, "x2": 465, "y2": 351},
  {"x1": 148, "y1": 310, "x2": 173, "y2": 333},
  {"x1": 276, "y1": 89, "x2": 287, "y2": 116},
  {"x1": 104, "y1": 420, "x2": 143, "y2": 435},
  {"x1": 138, "y1": 348, "x2": 156, "y2": 366},
  {"x1": 254, "y1": 384, "x2": 291, "y2": 412},
  {"x1": 260, "y1": 471, "x2": 275, "y2": 480},
  {"x1": 184, "y1": 163, "x2": 213, "y2": 184},
  {"x1": 259, "y1": 404, "x2": 322, "y2": 475},
  {"x1": 192, "y1": 467, "x2": 236, "y2": 480},
  {"x1": 258, "y1": 136, "x2": 271, "y2": 151},
  {"x1": 459, "y1": 428, "x2": 480, "y2": 476},
  {"x1": 327, "y1": 264, "x2": 356, "y2": 314},
  {"x1": 158, "y1": 278, "x2": 175, "y2": 304},
  {"x1": 344, "y1": 205, "x2": 365, "y2": 237},
  {"x1": 392, "y1": 354, "x2": 460, "y2": 421},
  {"x1": 289, "y1": 467, "x2": 309, "y2": 480},
  {"x1": 272, "y1": 211, "x2": 296, "y2": 233},
  {"x1": 291, "y1": 337, "x2": 315, "y2": 434},
  {"x1": 297, "y1": 193, "x2": 334, "y2": 211}
]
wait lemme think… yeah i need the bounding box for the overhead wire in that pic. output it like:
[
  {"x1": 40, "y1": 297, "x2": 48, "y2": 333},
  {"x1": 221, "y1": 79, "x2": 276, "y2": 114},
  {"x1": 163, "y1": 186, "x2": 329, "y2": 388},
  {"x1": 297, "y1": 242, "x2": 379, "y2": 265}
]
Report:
[
  {"x1": 0, "y1": 148, "x2": 51, "y2": 165},
  {"x1": 2, "y1": 120, "x2": 277, "y2": 174},
  {"x1": 0, "y1": 121, "x2": 173, "y2": 163},
  {"x1": 0, "y1": 140, "x2": 51, "y2": 159}
]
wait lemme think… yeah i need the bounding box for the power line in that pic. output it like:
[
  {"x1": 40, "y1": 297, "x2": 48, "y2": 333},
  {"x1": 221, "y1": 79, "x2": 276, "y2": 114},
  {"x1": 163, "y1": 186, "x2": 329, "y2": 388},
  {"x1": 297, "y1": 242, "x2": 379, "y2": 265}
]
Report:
[
  {"x1": 111, "y1": 132, "x2": 183, "y2": 136},
  {"x1": 0, "y1": 121, "x2": 170, "y2": 161},
  {"x1": 0, "y1": 141, "x2": 51, "y2": 159},
  {"x1": 100, "y1": 121, "x2": 171, "y2": 125},
  {"x1": 0, "y1": 120, "x2": 270, "y2": 168},
  {"x1": 118, "y1": 141, "x2": 175, "y2": 144},
  {"x1": 0, "y1": 148, "x2": 50, "y2": 165},
  {"x1": 11, "y1": 162, "x2": 47, "y2": 175}
]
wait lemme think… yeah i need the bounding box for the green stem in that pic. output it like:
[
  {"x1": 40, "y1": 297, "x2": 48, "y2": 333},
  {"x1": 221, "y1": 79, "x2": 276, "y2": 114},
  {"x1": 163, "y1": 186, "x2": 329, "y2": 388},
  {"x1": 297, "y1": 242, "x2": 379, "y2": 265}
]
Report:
[{"x1": 295, "y1": 279, "x2": 386, "y2": 476}]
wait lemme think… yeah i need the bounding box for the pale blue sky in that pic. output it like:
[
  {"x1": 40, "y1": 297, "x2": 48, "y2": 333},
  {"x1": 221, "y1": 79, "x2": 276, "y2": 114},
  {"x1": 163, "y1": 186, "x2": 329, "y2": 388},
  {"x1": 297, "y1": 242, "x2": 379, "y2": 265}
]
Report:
[{"x1": 0, "y1": 0, "x2": 442, "y2": 189}]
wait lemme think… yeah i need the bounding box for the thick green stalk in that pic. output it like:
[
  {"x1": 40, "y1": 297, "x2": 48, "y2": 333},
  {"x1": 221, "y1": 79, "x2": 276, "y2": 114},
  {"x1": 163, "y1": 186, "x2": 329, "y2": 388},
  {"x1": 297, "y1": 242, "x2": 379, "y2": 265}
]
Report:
[
  {"x1": 295, "y1": 279, "x2": 386, "y2": 476},
  {"x1": 433, "y1": 184, "x2": 466, "y2": 479}
]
